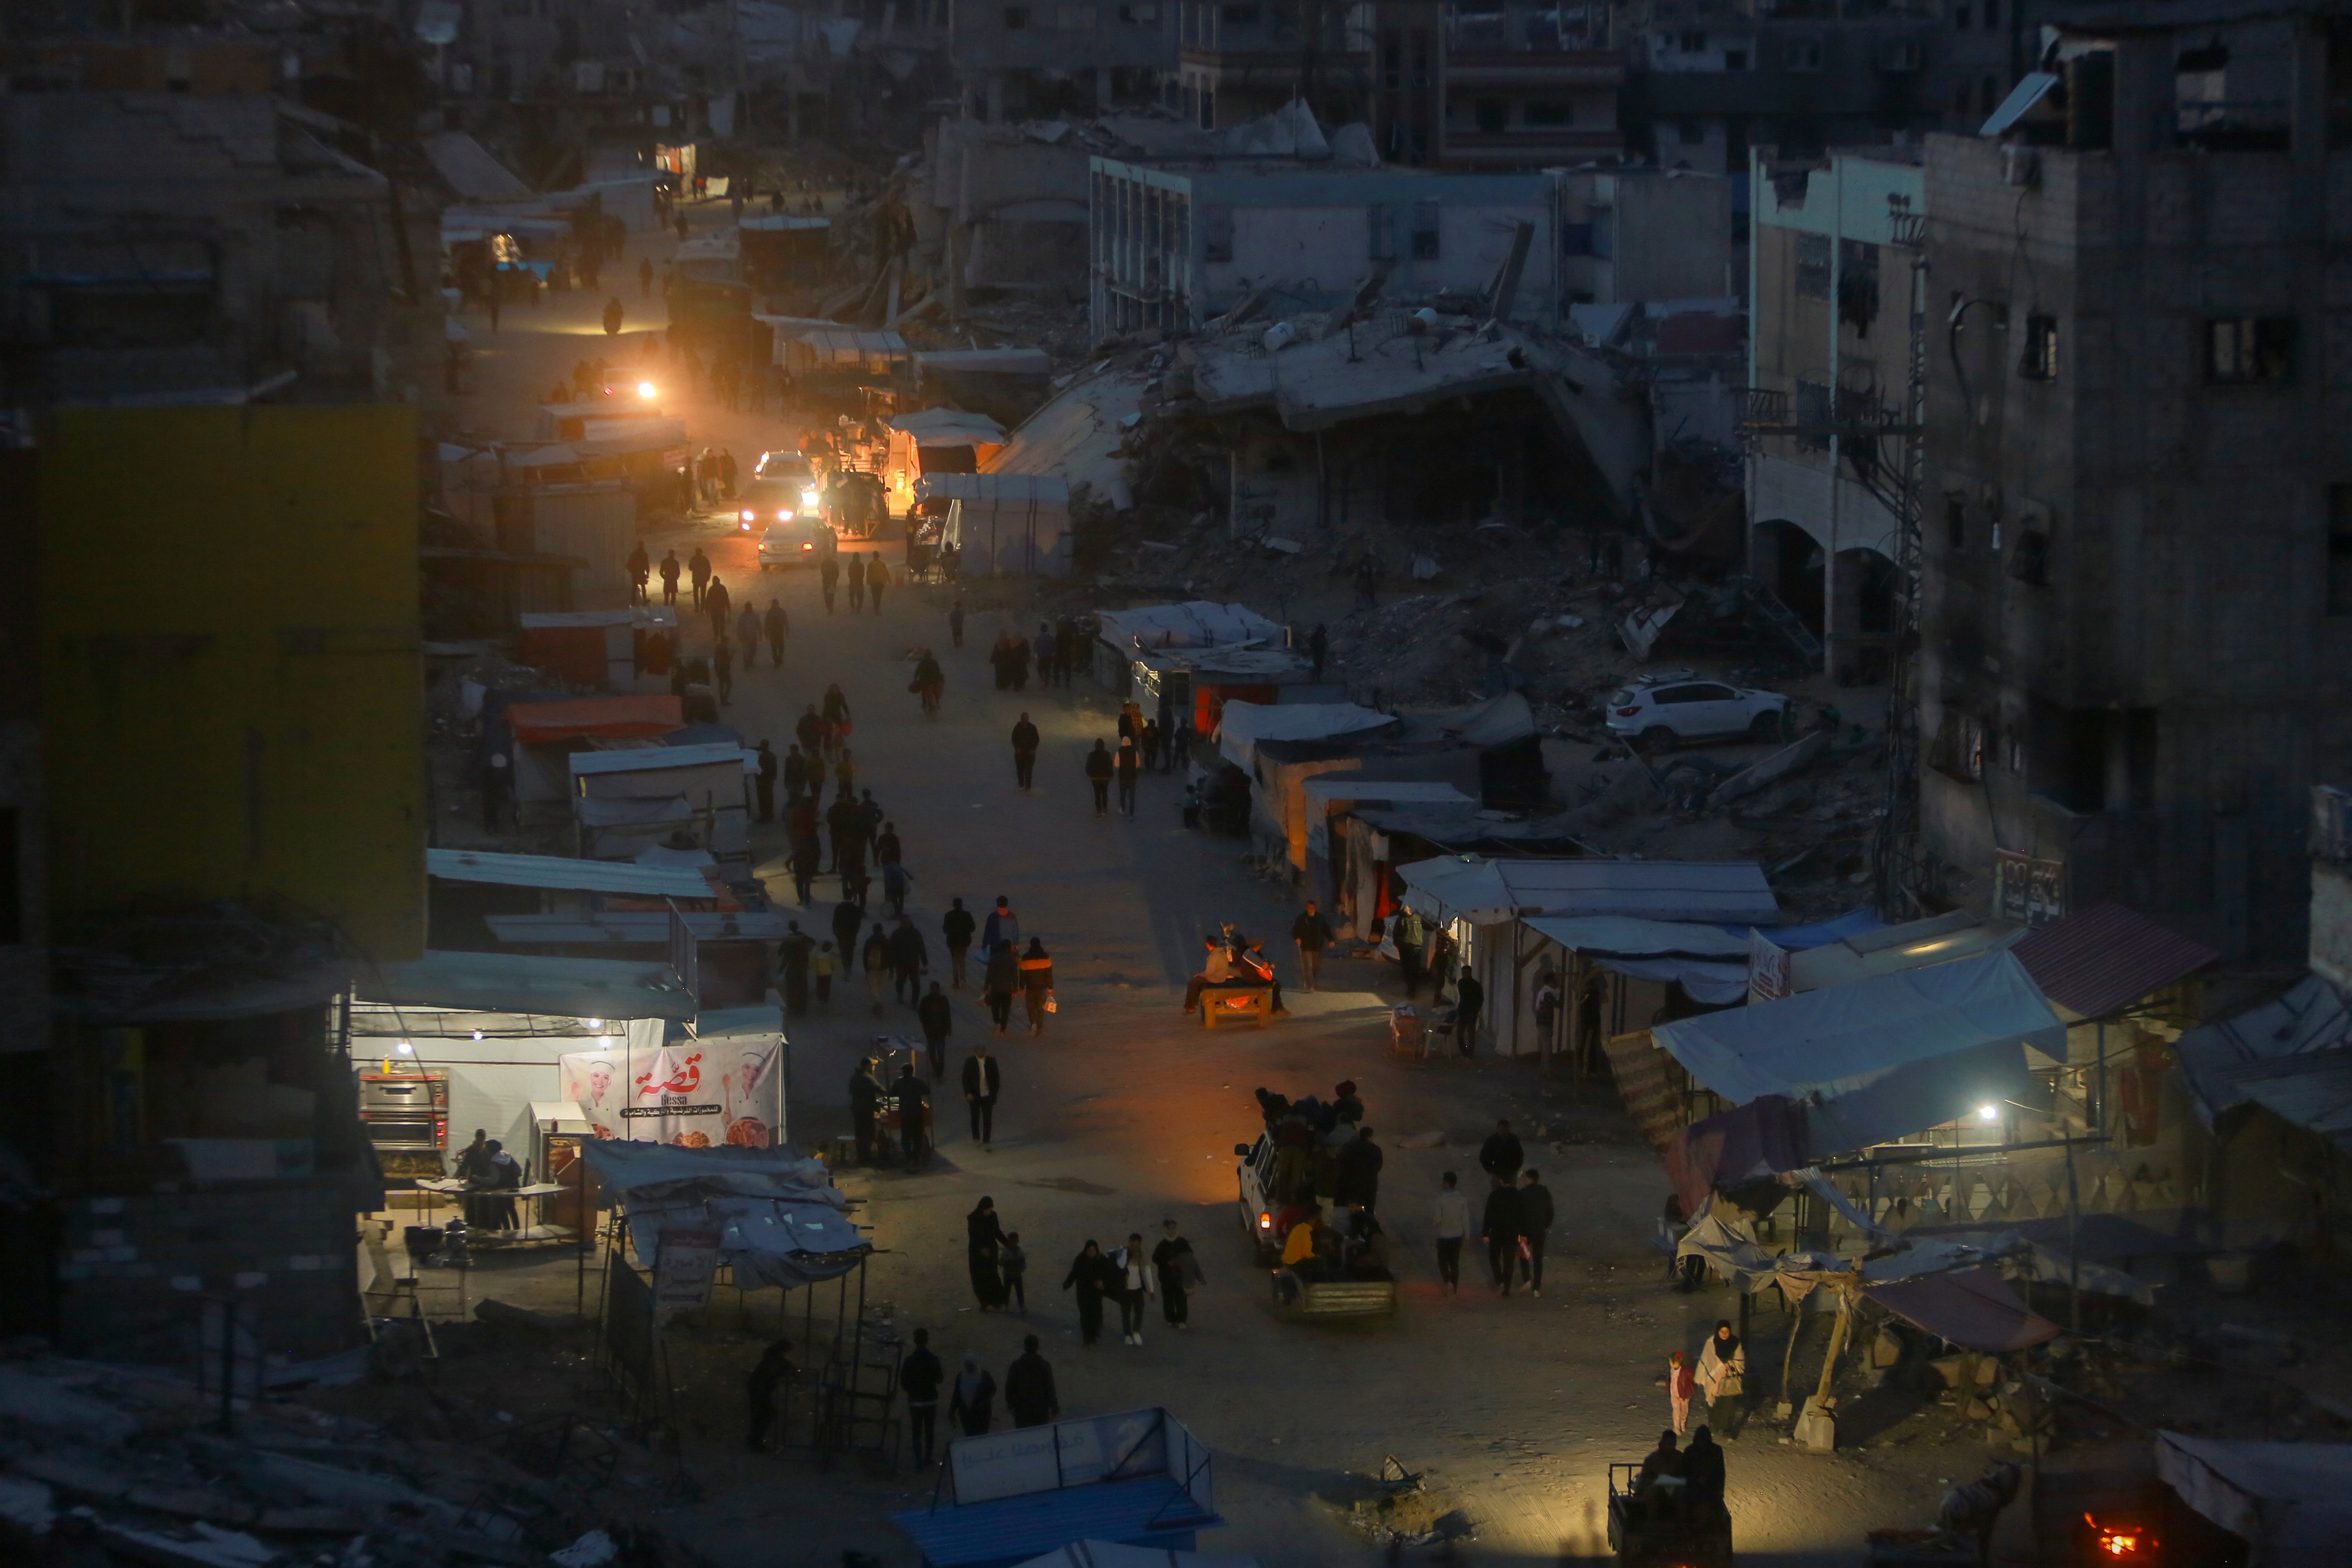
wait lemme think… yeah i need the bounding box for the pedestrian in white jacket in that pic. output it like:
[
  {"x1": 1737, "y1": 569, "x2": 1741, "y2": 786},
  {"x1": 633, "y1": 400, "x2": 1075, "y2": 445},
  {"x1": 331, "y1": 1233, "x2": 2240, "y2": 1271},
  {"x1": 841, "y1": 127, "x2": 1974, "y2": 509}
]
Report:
[
  {"x1": 1431, "y1": 1171, "x2": 1470, "y2": 1294},
  {"x1": 1111, "y1": 1231, "x2": 1156, "y2": 1345}
]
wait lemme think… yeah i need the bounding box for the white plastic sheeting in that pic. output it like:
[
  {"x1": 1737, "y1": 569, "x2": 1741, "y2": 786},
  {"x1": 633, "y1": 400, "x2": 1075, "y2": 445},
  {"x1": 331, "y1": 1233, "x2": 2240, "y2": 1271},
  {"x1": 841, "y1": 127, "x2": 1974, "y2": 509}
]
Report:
[
  {"x1": 1650, "y1": 950, "x2": 2067, "y2": 1155},
  {"x1": 1097, "y1": 601, "x2": 1283, "y2": 652},
  {"x1": 1214, "y1": 700, "x2": 1397, "y2": 769}
]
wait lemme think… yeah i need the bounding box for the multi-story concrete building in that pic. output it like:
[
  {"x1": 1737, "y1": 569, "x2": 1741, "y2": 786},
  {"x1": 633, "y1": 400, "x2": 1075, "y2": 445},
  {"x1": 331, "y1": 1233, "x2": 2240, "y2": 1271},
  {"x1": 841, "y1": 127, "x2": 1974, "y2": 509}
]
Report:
[
  {"x1": 953, "y1": 0, "x2": 1174, "y2": 121},
  {"x1": 1088, "y1": 157, "x2": 1563, "y2": 337},
  {"x1": 1745, "y1": 147, "x2": 1920, "y2": 670},
  {"x1": 1561, "y1": 165, "x2": 1734, "y2": 303},
  {"x1": 1917, "y1": 4, "x2": 2348, "y2": 963},
  {"x1": 1170, "y1": 0, "x2": 1623, "y2": 168}
]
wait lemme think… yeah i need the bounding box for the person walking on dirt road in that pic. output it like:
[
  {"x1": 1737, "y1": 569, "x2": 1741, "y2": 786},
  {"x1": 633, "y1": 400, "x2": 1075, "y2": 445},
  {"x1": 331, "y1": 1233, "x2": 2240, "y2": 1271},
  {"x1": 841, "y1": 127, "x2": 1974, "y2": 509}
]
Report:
[
  {"x1": 866, "y1": 555, "x2": 889, "y2": 614},
  {"x1": 1017, "y1": 938, "x2": 1054, "y2": 1036},
  {"x1": 960, "y1": 1039, "x2": 998, "y2": 1146},
  {"x1": 659, "y1": 549, "x2": 681, "y2": 604},
  {"x1": 1292, "y1": 902, "x2": 1333, "y2": 991},
  {"x1": 627, "y1": 543, "x2": 650, "y2": 604},
  {"x1": 764, "y1": 599, "x2": 789, "y2": 667},
  {"x1": 1431, "y1": 1171, "x2": 1468, "y2": 1294},
  {"x1": 1061, "y1": 1241, "x2": 1117, "y2": 1348},
  {"x1": 1115, "y1": 736, "x2": 1141, "y2": 817},
  {"x1": 942, "y1": 897, "x2": 975, "y2": 989},
  {"x1": 688, "y1": 546, "x2": 711, "y2": 606},
  {"x1": 846, "y1": 553, "x2": 866, "y2": 612},
  {"x1": 1481, "y1": 1174, "x2": 1525, "y2": 1298},
  {"x1": 818, "y1": 553, "x2": 839, "y2": 612},
  {"x1": 1010, "y1": 714, "x2": 1040, "y2": 790},
  {"x1": 983, "y1": 943, "x2": 1018, "y2": 1037},
  {"x1": 1083, "y1": 740, "x2": 1113, "y2": 818}
]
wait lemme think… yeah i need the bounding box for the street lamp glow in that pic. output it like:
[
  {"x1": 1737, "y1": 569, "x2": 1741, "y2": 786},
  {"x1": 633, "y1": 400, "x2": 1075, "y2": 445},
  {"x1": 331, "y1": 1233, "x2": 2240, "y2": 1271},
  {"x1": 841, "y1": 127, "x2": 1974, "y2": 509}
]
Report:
[
  {"x1": 637, "y1": 381, "x2": 657, "y2": 399},
  {"x1": 1977, "y1": 1103, "x2": 2000, "y2": 1122}
]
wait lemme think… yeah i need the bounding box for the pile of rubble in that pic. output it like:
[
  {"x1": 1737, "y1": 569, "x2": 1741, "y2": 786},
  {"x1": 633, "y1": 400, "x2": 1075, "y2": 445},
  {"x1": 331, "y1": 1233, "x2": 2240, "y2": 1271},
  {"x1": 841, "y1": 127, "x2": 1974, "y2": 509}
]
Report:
[{"x1": 0, "y1": 1330, "x2": 708, "y2": 1568}]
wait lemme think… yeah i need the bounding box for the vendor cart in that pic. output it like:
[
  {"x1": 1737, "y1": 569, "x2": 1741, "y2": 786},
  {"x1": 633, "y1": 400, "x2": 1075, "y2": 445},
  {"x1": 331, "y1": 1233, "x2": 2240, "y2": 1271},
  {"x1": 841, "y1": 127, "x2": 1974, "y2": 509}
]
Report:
[{"x1": 1607, "y1": 1464, "x2": 1733, "y2": 1568}]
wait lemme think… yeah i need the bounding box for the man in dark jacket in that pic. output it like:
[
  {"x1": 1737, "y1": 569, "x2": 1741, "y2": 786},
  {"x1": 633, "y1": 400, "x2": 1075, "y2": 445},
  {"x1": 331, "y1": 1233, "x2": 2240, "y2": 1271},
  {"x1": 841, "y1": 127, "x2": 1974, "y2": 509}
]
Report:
[
  {"x1": 1454, "y1": 964, "x2": 1486, "y2": 1056},
  {"x1": 942, "y1": 897, "x2": 976, "y2": 988},
  {"x1": 1004, "y1": 1335, "x2": 1058, "y2": 1427},
  {"x1": 744, "y1": 1337, "x2": 797, "y2": 1451},
  {"x1": 889, "y1": 916, "x2": 929, "y2": 1007},
  {"x1": 784, "y1": 743, "x2": 810, "y2": 803},
  {"x1": 1681, "y1": 1426, "x2": 1726, "y2": 1508},
  {"x1": 826, "y1": 792, "x2": 862, "y2": 876},
  {"x1": 831, "y1": 899, "x2": 866, "y2": 970},
  {"x1": 1334, "y1": 1126, "x2": 1385, "y2": 1212},
  {"x1": 1518, "y1": 1168, "x2": 1555, "y2": 1297},
  {"x1": 960, "y1": 1040, "x2": 1000, "y2": 1146},
  {"x1": 1292, "y1": 902, "x2": 1334, "y2": 992},
  {"x1": 900, "y1": 1328, "x2": 944, "y2": 1465},
  {"x1": 911, "y1": 982, "x2": 952, "y2": 1080},
  {"x1": 947, "y1": 1354, "x2": 995, "y2": 1437},
  {"x1": 1010, "y1": 713, "x2": 1040, "y2": 790},
  {"x1": 1084, "y1": 740, "x2": 1114, "y2": 817},
  {"x1": 754, "y1": 740, "x2": 778, "y2": 821},
  {"x1": 764, "y1": 599, "x2": 789, "y2": 666},
  {"x1": 1479, "y1": 1118, "x2": 1524, "y2": 1183},
  {"x1": 1481, "y1": 1174, "x2": 1526, "y2": 1297},
  {"x1": 848, "y1": 1056, "x2": 886, "y2": 1163},
  {"x1": 894, "y1": 1061, "x2": 930, "y2": 1171}
]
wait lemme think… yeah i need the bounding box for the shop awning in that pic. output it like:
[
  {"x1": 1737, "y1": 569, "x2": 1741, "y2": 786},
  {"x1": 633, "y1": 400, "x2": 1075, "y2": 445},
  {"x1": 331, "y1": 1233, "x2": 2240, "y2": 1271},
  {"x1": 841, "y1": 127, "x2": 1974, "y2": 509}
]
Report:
[
  {"x1": 1216, "y1": 701, "x2": 1397, "y2": 769},
  {"x1": 570, "y1": 740, "x2": 752, "y2": 778},
  {"x1": 1650, "y1": 950, "x2": 2067, "y2": 1154},
  {"x1": 360, "y1": 950, "x2": 698, "y2": 1021},
  {"x1": 2208, "y1": 1047, "x2": 2352, "y2": 1152},
  {"x1": 507, "y1": 696, "x2": 683, "y2": 747},
  {"x1": 1401, "y1": 857, "x2": 1778, "y2": 927},
  {"x1": 2156, "y1": 1432, "x2": 2352, "y2": 1557},
  {"x1": 2010, "y1": 900, "x2": 2219, "y2": 1021},
  {"x1": 1864, "y1": 1266, "x2": 2060, "y2": 1354},
  {"x1": 1522, "y1": 915, "x2": 1756, "y2": 958},
  {"x1": 1789, "y1": 909, "x2": 2024, "y2": 992}
]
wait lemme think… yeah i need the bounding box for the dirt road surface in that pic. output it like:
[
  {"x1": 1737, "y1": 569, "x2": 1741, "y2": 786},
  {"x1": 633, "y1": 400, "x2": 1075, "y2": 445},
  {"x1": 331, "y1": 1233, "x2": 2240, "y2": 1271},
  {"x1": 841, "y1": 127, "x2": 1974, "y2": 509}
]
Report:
[{"x1": 431, "y1": 199, "x2": 1993, "y2": 1568}]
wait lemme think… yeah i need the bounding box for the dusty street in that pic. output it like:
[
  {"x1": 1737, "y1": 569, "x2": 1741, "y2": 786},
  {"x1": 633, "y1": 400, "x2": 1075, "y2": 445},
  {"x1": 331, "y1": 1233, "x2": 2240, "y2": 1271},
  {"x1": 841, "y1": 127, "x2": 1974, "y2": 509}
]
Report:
[{"x1": 429, "y1": 206, "x2": 1980, "y2": 1567}]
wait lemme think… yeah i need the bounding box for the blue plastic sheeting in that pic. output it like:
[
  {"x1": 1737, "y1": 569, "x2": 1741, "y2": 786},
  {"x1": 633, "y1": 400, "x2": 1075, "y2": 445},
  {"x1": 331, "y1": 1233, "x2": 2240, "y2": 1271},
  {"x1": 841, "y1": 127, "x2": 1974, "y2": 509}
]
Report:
[
  {"x1": 1650, "y1": 950, "x2": 2067, "y2": 1155},
  {"x1": 895, "y1": 1477, "x2": 1219, "y2": 1568},
  {"x1": 1716, "y1": 906, "x2": 1882, "y2": 949}
]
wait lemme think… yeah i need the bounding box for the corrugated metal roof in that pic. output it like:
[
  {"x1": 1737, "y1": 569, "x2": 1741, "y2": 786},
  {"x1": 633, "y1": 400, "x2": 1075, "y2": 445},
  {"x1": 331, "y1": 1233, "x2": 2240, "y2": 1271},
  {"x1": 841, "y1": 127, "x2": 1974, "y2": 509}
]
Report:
[
  {"x1": 426, "y1": 848, "x2": 714, "y2": 898},
  {"x1": 2175, "y1": 974, "x2": 2352, "y2": 1124},
  {"x1": 1096, "y1": 602, "x2": 1281, "y2": 650},
  {"x1": 893, "y1": 1478, "x2": 1218, "y2": 1568},
  {"x1": 2010, "y1": 901, "x2": 2220, "y2": 1021},
  {"x1": 569, "y1": 741, "x2": 749, "y2": 776},
  {"x1": 358, "y1": 951, "x2": 698, "y2": 1021}
]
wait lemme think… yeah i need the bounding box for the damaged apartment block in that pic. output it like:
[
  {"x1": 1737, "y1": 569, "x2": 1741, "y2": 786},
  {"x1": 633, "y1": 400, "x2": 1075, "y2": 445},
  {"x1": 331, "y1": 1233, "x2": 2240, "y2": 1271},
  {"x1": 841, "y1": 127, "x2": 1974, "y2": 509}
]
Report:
[{"x1": 1916, "y1": 4, "x2": 2352, "y2": 960}]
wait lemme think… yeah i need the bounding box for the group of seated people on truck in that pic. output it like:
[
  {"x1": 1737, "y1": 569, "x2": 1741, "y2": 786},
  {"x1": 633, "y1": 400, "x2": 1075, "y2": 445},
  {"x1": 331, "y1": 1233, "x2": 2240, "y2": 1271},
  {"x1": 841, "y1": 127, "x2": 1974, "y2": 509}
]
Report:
[
  {"x1": 1183, "y1": 925, "x2": 1286, "y2": 1016},
  {"x1": 1250, "y1": 1082, "x2": 1392, "y2": 1286}
]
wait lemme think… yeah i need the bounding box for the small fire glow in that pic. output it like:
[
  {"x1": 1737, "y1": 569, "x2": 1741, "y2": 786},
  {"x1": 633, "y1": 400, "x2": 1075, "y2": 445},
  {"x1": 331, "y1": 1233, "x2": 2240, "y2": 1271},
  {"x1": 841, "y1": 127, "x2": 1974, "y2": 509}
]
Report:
[{"x1": 2085, "y1": 1514, "x2": 2154, "y2": 1559}]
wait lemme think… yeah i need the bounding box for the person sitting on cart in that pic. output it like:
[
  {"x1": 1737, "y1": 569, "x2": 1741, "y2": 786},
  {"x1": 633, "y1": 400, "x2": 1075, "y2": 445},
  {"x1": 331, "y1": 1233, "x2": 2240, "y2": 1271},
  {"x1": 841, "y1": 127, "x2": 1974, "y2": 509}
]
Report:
[
  {"x1": 1182, "y1": 933, "x2": 1238, "y2": 1014},
  {"x1": 1631, "y1": 1430, "x2": 1688, "y2": 1522},
  {"x1": 1680, "y1": 1426, "x2": 1725, "y2": 1513},
  {"x1": 1338, "y1": 1204, "x2": 1390, "y2": 1276},
  {"x1": 1231, "y1": 937, "x2": 1287, "y2": 1015}
]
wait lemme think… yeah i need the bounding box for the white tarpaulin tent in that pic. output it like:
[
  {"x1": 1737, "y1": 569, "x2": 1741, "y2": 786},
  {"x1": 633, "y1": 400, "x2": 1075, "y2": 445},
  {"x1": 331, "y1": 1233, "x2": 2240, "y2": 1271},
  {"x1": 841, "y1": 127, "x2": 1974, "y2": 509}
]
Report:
[
  {"x1": 1650, "y1": 949, "x2": 2068, "y2": 1155},
  {"x1": 1215, "y1": 700, "x2": 1397, "y2": 769},
  {"x1": 1096, "y1": 601, "x2": 1283, "y2": 652},
  {"x1": 2155, "y1": 1431, "x2": 2352, "y2": 1563},
  {"x1": 1400, "y1": 856, "x2": 1780, "y2": 927},
  {"x1": 921, "y1": 473, "x2": 1073, "y2": 579}
]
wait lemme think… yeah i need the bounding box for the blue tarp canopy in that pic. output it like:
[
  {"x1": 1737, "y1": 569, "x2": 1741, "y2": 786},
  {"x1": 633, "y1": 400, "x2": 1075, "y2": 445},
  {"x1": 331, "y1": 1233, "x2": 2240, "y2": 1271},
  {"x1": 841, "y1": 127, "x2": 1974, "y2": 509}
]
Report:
[
  {"x1": 896, "y1": 1477, "x2": 1218, "y2": 1568},
  {"x1": 1650, "y1": 950, "x2": 2068, "y2": 1155}
]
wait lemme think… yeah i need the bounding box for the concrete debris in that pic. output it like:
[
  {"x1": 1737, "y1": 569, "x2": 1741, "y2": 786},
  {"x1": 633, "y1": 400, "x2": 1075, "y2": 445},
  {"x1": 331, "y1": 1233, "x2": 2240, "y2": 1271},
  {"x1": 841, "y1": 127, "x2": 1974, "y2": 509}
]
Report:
[
  {"x1": 0, "y1": 1348, "x2": 709, "y2": 1568},
  {"x1": 1710, "y1": 731, "x2": 1832, "y2": 808}
]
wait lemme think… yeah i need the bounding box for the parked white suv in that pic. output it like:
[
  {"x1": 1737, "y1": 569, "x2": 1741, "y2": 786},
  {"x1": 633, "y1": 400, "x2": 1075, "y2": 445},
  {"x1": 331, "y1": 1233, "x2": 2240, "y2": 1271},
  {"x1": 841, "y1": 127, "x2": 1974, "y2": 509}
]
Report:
[{"x1": 1606, "y1": 677, "x2": 1789, "y2": 751}]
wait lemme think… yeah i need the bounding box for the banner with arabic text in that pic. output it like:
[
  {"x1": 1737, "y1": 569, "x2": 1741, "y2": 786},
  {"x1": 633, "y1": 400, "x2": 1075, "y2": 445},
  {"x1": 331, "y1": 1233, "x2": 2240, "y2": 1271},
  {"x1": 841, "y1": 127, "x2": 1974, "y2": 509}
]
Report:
[{"x1": 559, "y1": 1034, "x2": 782, "y2": 1149}]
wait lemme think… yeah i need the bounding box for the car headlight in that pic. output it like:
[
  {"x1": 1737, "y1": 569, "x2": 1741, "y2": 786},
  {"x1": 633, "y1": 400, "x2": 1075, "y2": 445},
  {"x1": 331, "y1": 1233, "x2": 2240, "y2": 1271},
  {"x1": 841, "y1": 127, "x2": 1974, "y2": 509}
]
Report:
[
  {"x1": 740, "y1": 510, "x2": 755, "y2": 521},
  {"x1": 800, "y1": 542, "x2": 813, "y2": 552}
]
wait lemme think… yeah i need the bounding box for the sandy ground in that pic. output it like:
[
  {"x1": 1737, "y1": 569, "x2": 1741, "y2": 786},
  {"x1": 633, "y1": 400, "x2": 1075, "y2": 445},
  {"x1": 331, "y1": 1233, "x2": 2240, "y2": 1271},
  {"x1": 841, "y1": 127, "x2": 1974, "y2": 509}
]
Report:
[{"x1": 420, "y1": 200, "x2": 2010, "y2": 1568}]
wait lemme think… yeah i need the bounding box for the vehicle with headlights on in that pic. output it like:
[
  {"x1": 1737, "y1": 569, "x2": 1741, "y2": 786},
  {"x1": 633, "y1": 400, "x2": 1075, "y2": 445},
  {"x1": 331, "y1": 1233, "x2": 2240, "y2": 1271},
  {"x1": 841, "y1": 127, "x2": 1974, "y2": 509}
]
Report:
[{"x1": 758, "y1": 515, "x2": 837, "y2": 570}]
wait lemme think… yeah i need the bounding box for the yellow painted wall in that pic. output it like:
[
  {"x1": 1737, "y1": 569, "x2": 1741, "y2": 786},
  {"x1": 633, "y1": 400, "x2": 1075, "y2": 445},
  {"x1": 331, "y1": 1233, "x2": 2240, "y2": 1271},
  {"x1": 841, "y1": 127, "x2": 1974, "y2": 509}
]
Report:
[{"x1": 40, "y1": 408, "x2": 425, "y2": 962}]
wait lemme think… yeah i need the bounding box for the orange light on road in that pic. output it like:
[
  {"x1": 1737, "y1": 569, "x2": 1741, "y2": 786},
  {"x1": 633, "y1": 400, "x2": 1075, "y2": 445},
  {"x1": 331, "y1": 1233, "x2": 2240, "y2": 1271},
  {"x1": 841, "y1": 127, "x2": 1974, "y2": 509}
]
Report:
[{"x1": 637, "y1": 381, "x2": 657, "y2": 399}]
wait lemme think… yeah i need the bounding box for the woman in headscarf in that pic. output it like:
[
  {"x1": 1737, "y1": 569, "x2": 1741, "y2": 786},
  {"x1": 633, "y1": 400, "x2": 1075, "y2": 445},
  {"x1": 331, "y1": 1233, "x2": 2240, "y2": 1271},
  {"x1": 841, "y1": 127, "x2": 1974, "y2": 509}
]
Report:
[
  {"x1": 967, "y1": 1196, "x2": 1008, "y2": 1309},
  {"x1": 1060, "y1": 1239, "x2": 1116, "y2": 1347},
  {"x1": 948, "y1": 1352, "x2": 996, "y2": 1437},
  {"x1": 1697, "y1": 1318, "x2": 1746, "y2": 1421}
]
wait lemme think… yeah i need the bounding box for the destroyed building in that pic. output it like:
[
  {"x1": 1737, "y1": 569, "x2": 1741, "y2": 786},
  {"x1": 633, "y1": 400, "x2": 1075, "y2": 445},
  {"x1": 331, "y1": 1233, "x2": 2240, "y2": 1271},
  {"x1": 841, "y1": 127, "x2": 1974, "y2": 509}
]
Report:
[
  {"x1": 0, "y1": 92, "x2": 412, "y2": 411},
  {"x1": 1916, "y1": 0, "x2": 2352, "y2": 963}
]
